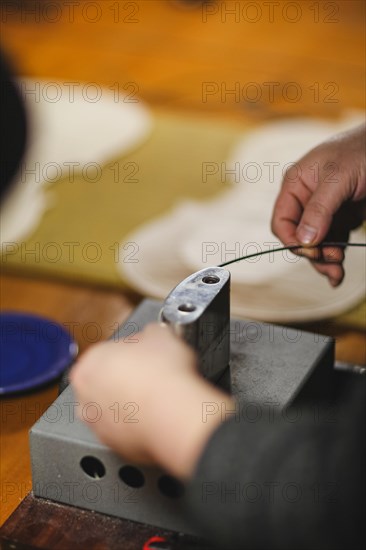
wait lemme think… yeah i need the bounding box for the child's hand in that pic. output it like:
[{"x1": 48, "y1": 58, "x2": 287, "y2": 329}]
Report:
[
  {"x1": 70, "y1": 323, "x2": 234, "y2": 479},
  {"x1": 271, "y1": 124, "x2": 366, "y2": 286}
]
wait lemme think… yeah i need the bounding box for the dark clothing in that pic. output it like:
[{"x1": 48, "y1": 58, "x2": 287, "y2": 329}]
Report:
[
  {"x1": 0, "y1": 52, "x2": 27, "y2": 200},
  {"x1": 186, "y1": 377, "x2": 366, "y2": 550}
]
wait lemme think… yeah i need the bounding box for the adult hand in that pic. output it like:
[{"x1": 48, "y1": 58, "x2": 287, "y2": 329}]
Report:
[
  {"x1": 271, "y1": 124, "x2": 366, "y2": 286},
  {"x1": 70, "y1": 323, "x2": 234, "y2": 479}
]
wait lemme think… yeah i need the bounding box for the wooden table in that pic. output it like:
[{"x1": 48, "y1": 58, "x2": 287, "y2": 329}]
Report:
[{"x1": 1, "y1": 0, "x2": 365, "y2": 533}]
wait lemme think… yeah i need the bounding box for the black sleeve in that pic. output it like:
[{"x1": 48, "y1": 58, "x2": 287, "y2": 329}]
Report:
[{"x1": 184, "y1": 377, "x2": 366, "y2": 550}]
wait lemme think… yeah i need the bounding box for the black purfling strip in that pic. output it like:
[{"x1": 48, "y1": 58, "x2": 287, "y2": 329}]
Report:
[{"x1": 218, "y1": 242, "x2": 366, "y2": 268}]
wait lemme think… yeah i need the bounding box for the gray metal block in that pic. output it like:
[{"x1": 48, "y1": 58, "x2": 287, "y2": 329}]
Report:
[
  {"x1": 30, "y1": 382, "x2": 191, "y2": 533},
  {"x1": 114, "y1": 300, "x2": 334, "y2": 408},
  {"x1": 30, "y1": 299, "x2": 334, "y2": 535}
]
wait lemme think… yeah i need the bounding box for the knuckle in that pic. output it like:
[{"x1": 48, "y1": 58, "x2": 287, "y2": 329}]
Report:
[{"x1": 307, "y1": 199, "x2": 330, "y2": 220}]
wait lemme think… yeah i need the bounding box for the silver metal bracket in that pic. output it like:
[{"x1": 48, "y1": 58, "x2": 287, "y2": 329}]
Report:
[{"x1": 160, "y1": 267, "x2": 230, "y2": 382}]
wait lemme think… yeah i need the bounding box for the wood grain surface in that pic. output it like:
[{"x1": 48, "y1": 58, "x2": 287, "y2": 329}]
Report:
[
  {"x1": 1, "y1": 0, "x2": 365, "y2": 530},
  {"x1": 0, "y1": 493, "x2": 212, "y2": 550}
]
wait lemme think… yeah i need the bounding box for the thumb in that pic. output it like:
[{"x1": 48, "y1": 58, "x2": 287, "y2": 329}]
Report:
[{"x1": 296, "y1": 179, "x2": 349, "y2": 245}]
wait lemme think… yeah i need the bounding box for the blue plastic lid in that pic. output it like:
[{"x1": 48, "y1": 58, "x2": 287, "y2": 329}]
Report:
[{"x1": 0, "y1": 311, "x2": 78, "y2": 394}]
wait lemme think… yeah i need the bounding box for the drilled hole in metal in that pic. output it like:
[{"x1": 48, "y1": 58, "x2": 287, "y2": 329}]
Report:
[
  {"x1": 202, "y1": 275, "x2": 220, "y2": 284},
  {"x1": 158, "y1": 475, "x2": 185, "y2": 498},
  {"x1": 119, "y1": 465, "x2": 145, "y2": 488},
  {"x1": 80, "y1": 456, "x2": 105, "y2": 479},
  {"x1": 178, "y1": 303, "x2": 196, "y2": 313}
]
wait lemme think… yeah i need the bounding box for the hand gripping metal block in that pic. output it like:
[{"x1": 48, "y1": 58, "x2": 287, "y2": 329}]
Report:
[{"x1": 29, "y1": 267, "x2": 334, "y2": 535}]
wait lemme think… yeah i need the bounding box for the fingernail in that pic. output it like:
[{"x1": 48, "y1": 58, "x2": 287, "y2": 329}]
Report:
[{"x1": 296, "y1": 224, "x2": 317, "y2": 245}]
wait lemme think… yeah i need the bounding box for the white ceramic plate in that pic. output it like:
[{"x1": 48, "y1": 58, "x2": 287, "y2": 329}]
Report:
[{"x1": 1, "y1": 79, "x2": 153, "y2": 246}]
